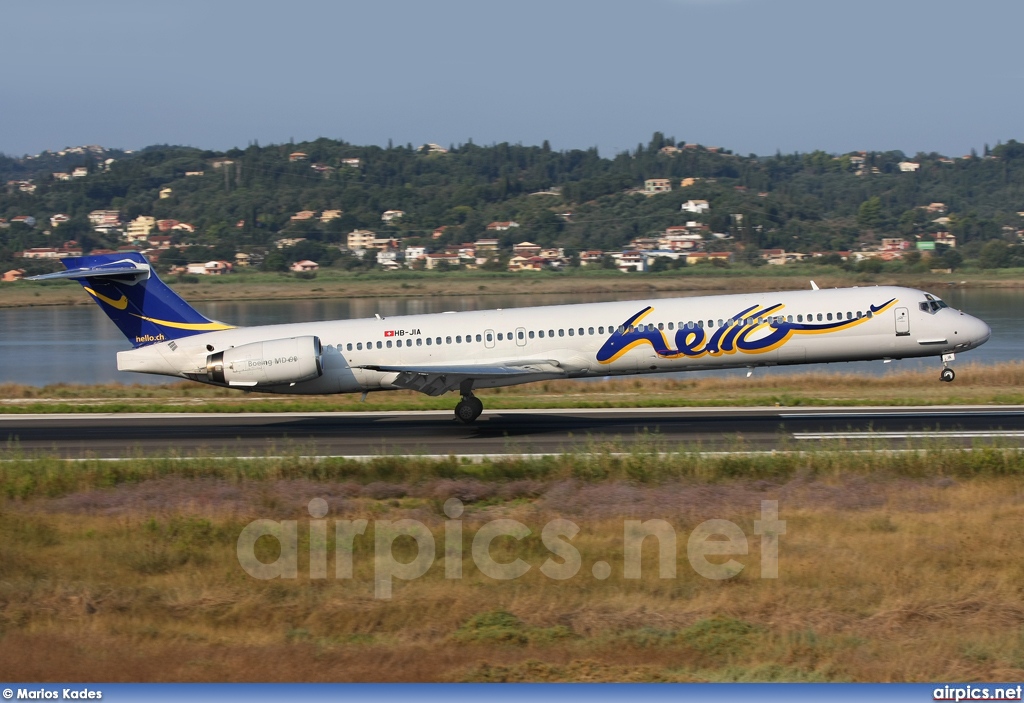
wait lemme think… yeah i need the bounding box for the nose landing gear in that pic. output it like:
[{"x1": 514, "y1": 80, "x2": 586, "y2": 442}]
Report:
[{"x1": 939, "y1": 352, "x2": 956, "y2": 382}]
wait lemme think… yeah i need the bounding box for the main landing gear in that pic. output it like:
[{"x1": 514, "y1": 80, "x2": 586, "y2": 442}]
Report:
[
  {"x1": 455, "y1": 379, "x2": 484, "y2": 424},
  {"x1": 455, "y1": 394, "x2": 484, "y2": 423}
]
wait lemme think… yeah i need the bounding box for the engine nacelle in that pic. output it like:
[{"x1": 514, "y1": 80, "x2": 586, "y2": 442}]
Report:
[{"x1": 206, "y1": 336, "x2": 323, "y2": 386}]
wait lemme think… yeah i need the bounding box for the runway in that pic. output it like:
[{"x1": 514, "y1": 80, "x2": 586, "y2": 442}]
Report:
[{"x1": 2, "y1": 406, "x2": 1024, "y2": 459}]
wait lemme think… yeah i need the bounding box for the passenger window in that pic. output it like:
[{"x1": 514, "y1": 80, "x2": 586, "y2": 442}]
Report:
[
  {"x1": 518, "y1": 331, "x2": 524, "y2": 340},
  {"x1": 476, "y1": 334, "x2": 482, "y2": 342},
  {"x1": 435, "y1": 337, "x2": 441, "y2": 344},
  {"x1": 376, "y1": 341, "x2": 382, "y2": 349},
  {"x1": 446, "y1": 336, "x2": 452, "y2": 344},
  {"x1": 568, "y1": 328, "x2": 574, "y2": 336},
  {"x1": 538, "y1": 330, "x2": 545, "y2": 338},
  {"x1": 386, "y1": 340, "x2": 392, "y2": 348},
  {"x1": 497, "y1": 333, "x2": 503, "y2": 341},
  {"x1": 578, "y1": 328, "x2": 584, "y2": 335},
  {"x1": 456, "y1": 335, "x2": 462, "y2": 343},
  {"x1": 486, "y1": 333, "x2": 493, "y2": 342},
  {"x1": 867, "y1": 311, "x2": 873, "y2": 318},
  {"x1": 529, "y1": 331, "x2": 535, "y2": 339},
  {"x1": 549, "y1": 329, "x2": 555, "y2": 337},
  {"x1": 856, "y1": 311, "x2": 862, "y2": 319},
  {"x1": 797, "y1": 315, "x2": 803, "y2": 323},
  {"x1": 559, "y1": 329, "x2": 565, "y2": 337},
  {"x1": 698, "y1": 320, "x2": 704, "y2": 328},
  {"x1": 717, "y1": 319, "x2": 724, "y2": 327},
  {"x1": 787, "y1": 315, "x2": 793, "y2": 323},
  {"x1": 668, "y1": 322, "x2": 674, "y2": 331},
  {"x1": 816, "y1": 313, "x2": 823, "y2": 321},
  {"x1": 826, "y1": 313, "x2": 833, "y2": 321},
  {"x1": 357, "y1": 342, "x2": 363, "y2": 350},
  {"x1": 417, "y1": 338, "x2": 422, "y2": 346},
  {"x1": 346, "y1": 343, "x2": 352, "y2": 351},
  {"x1": 707, "y1": 320, "x2": 714, "y2": 328},
  {"x1": 426, "y1": 338, "x2": 432, "y2": 346},
  {"x1": 588, "y1": 327, "x2": 594, "y2": 335}
]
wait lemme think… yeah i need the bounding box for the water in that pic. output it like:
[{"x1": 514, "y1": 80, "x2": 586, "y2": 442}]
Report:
[{"x1": 0, "y1": 288, "x2": 1019, "y2": 386}]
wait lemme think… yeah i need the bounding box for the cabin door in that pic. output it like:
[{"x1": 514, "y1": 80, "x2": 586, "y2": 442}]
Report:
[
  {"x1": 894, "y1": 307, "x2": 910, "y2": 336},
  {"x1": 484, "y1": 330, "x2": 496, "y2": 349},
  {"x1": 515, "y1": 327, "x2": 527, "y2": 347}
]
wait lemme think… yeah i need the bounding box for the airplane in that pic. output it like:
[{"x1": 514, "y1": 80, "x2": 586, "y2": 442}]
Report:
[{"x1": 28, "y1": 252, "x2": 991, "y2": 423}]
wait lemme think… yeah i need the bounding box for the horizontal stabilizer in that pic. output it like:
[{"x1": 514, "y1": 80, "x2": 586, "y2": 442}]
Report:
[{"x1": 27, "y1": 258, "x2": 151, "y2": 282}]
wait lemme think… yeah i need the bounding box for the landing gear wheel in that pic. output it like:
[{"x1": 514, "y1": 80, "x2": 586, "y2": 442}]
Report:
[
  {"x1": 455, "y1": 396, "x2": 484, "y2": 424},
  {"x1": 940, "y1": 368, "x2": 955, "y2": 383}
]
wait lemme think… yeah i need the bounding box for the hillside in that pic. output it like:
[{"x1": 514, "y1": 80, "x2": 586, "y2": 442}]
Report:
[{"x1": 3, "y1": 134, "x2": 1024, "y2": 276}]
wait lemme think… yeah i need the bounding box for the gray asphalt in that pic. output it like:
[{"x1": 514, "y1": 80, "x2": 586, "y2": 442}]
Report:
[{"x1": 2, "y1": 406, "x2": 1024, "y2": 458}]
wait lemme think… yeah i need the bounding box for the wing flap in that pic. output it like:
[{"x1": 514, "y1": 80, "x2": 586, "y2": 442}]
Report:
[
  {"x1": 355, "y1": 361, "x2": 566, "y2": 396},
  {"x1": 357, "y1": 362, "x2": 559, "y2": 376}
]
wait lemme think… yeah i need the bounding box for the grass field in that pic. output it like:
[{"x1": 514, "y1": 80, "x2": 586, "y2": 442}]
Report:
[
  {"x1": 4, "y1": 265, "x2": 1024, "y2": 309},
  {"x1": 2, "y1": 362, "x2": 1023, "y2": 413},
  {"x1": 2, "y1": 447, "x2": 1024, "y2": 682}
]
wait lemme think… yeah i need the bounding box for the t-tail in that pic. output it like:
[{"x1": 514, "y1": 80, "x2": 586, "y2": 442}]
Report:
[{"x1": 28, "y1": 253, "x2": 233, "y2": 347}]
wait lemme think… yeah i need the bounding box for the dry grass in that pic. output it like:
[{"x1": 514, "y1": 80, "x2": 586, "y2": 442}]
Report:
[
  {"x1": 2, "y1": 459, "x2": 1024, "y2": 682},
  {"x1": 2, "y1": 361, "x2": 1024, "y2": 412}
]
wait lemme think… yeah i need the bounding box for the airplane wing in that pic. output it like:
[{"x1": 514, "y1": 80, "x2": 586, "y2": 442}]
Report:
[{"x1": 354, "y1": 360, "x2": 566, "y2": 396}]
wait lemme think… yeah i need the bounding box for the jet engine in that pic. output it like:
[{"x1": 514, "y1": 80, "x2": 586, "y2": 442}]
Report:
[{"x1": 206, "y1": 336, "x2": 323, "y2": 386}]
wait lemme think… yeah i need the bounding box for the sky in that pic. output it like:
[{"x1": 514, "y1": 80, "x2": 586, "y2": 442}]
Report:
[{"x1": 3, "y1": 0, "x2": 1022, "y2": 158}]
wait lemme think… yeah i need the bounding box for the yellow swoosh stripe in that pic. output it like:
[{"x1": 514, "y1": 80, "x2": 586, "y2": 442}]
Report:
[
  {"x1": 129, "y1": 313, "x2": 234, "y2": 331},
  {"x1": 84, "y1": 287, "x2": 128, "y2": 310}
]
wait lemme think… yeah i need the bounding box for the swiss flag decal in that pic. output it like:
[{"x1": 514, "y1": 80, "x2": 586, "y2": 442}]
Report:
[{"x1": 384, "y1": 330, "x2": 396, "y2": 337}]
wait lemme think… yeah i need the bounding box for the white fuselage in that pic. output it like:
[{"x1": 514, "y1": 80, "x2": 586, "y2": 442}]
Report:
[{"x1": 116, "y1": 285, "x2": 991, "y2": 395}]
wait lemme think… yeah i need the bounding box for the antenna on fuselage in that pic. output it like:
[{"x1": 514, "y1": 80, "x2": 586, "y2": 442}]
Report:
[{"x1": 809, "y1": 280, "x2": 819, "y2": 290}]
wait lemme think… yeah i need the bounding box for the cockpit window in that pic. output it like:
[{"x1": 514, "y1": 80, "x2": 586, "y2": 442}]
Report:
[{"x1": 920, "y1": 293, "x2": 950, "y2": 314}]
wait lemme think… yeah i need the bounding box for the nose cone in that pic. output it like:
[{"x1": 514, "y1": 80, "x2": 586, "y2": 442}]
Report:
[{"x1": 964, "y1": 314, "x2": 991, "y2": 349}]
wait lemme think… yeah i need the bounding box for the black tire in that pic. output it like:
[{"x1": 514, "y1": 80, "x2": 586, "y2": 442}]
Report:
[
  {"x1": 940, "y1": 368, "x2": 955, "y2": 383},
  {"x1": 455, "y1": 399, "x2": 479, "y2": 423}
]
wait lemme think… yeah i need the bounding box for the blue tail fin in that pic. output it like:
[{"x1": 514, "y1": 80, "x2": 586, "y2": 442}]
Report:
[{"x1": 30, "y1": 253, "x2": 233, "y2": 347}]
